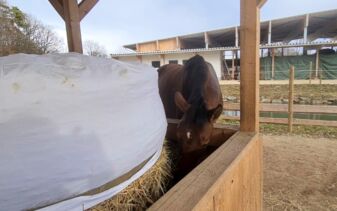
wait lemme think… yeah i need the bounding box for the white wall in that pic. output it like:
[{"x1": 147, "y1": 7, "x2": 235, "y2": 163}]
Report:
[{"x1": 114, "y1": 51, "x2": 223, "y2": 79}]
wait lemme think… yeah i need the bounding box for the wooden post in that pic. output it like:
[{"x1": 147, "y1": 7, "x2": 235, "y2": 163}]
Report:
[
  {"x1": 240, "y1": 0, "x2": 265, "y2": 132},
  {"x1": 315, "y1": 48, "x2": 320, "y2": 78},
  {"x1": 63, "y1": 0, "x2": 82, "y2": 53},
  {"x1": 231, "y1": 51, "x2": 235, "y2": 80},
  {"x1": 288, "y1": 66, "x2": 294, "y2": 133},
  {"x1": 309, "y1": 61, "x2": 312, "y2": 84},
  {"x1": 320, "y1": 70, "x2": 323, "y2": 85},
  {"x1": 271, "y1": 48, "x2": 275, "y2": 80},
  {"x1": 49, "y1": 0, "x2": 98, "y2": 53}
]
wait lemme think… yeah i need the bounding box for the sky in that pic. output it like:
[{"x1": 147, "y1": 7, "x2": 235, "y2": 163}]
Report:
[{"x1": 6, "y1": 0, "x2": 337, "y2": 53}]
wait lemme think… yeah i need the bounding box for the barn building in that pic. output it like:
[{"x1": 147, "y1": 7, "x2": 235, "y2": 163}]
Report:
[{"x1": 111, "y1": 9, "x2": 337, "y2": 80}]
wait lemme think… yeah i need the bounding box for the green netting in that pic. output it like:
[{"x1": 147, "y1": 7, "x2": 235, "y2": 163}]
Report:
[
  {"x1": 260, "y1": 57, "x2": 272, "y2": 80},
  {"x1": 320, "y1": 54, "x2": 337, "y2": 79},
  {"x1": 260, "y1": 54, "x2": 337, "y2": 80}
]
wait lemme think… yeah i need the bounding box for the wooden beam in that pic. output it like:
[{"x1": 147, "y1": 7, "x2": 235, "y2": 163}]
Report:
[
  {"x1": 257, "y1": 0, "x2": 267, "y2": 8},
  {"x1": 63, "y1": 0, "x2": 83, "y2": 53},
  {"x1": 240, "y1": 0, "x2": 262, "y2": 132},
  {"x1": 79, "y1": 0, "x2": 99, "y2": 20},
  {"x1": 48, "y1": 0, "x2": 65, "y2": 20},
  {"x1": 223, "y1": 103, "x2": 337, "y2": 114},
  {"x1": 222, "y1": 116, "x2": 337, "y2": 127}
]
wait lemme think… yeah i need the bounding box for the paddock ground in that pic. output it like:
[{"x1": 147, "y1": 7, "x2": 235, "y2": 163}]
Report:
[{"x1": 263, "y1": 134, "x2": 337, "y2": 211}]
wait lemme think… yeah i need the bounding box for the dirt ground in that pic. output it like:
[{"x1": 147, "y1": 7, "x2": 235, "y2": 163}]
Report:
[{"x1": 263, "y1": 134, "x2": 337, "y2": 211}]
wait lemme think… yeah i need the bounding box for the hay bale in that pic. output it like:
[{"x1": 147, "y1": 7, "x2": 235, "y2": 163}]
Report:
[{"x1": 89, "y1": 141, "x2": 173, "y2": 211}]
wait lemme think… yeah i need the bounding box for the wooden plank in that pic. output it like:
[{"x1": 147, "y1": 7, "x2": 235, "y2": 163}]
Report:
[
  {"x1": 138, "y1": 42, "x2": 157, "y2": 52},
  {"x1": 288, "y1": 66, "x2": 295, "y2": 132},
  {"x1": 222, "y1": 116, "x2": 337, "y2": 127},
  {"x1": 63, "y1": 0, "x2": 83, "y2": 53},
  {"x1": 149, "y1": 132, "x2": 262, "y2": 210},
  {"x1": 49, "y1": 0, "x2": 65, "y2": 20},
  {"x1": 223, "y1": 103, "x2": 337, "y2": 114},
  {"x1": 79, "y1": 0, "x2": 98, "y2": 20},
  {"x1": 158, "y1": 38, "x2": 178, "y2": 51},
  {"x1": 240, "y1": 0, "x2": 261, "y2": 132}
]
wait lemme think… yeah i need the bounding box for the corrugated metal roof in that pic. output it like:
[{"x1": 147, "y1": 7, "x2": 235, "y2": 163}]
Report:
[
  {"x1": 122, "y1": 9, "x2": 337, "y2": 53},
  {"x1": 111, "y1": 40, "x2": 337, "y2": 57}
]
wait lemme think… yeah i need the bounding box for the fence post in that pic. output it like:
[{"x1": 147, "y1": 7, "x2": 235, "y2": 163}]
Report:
[
  {"x1": 320, "y1": 69, "x2": 323, "y2": 85},
  {"x1": 288, "y1": 66, "x2": 294, "y2": 133},
  {"x1": 309, "y1": 61, "x2": 312, "y2": 84}
]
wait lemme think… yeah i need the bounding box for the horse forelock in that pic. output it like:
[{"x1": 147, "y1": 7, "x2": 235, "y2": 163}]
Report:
[
  {"x1": 182, "y1": 55, "x2": 208, "y2": 104},
  {"x1": 181, "y1": 55, "x2": 210, "y2": 125}
]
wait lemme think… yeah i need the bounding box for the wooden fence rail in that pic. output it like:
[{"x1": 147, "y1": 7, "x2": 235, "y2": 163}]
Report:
[
  {"x1": 223, "y1": 116, "x2": 337, "y2": 127},
  {"x1": 223, "y1": 103, "x2": 337, "y2": 114}
]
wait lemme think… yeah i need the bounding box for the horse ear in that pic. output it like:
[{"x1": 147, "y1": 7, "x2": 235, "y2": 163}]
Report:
[
  {"x1": 210, "y1": 104, "x2": 223, "y2": 121},
  {"x1": 174, "y1": 92, "x2": 191, "y2": 112}
]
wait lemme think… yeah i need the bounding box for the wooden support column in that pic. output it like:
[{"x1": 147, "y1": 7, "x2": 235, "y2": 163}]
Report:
[
  {"x1": 271, "y1": 48, "x2": 275, "y2": 80},
  {"x1": 235, "y1": 26, "x2": 239, "y2": 47},
  {"x1": 303, "y1": 14, "x2": 309, "y2": 43},
  {"x1": 315, "y1": 48, "x2": 320, "y2": 78},
  {"x1": 176, "y1": 37, "x2": 181, "y2": 49},
  {"x1": 204, "y1": 32, "x2": 210, "y2": 49},
  {"x1": 49, "y1": 0, "x2": 98, "y2": 53},
  {"x1": 63, "y1": 0, "x2": 82, "y2": 53},
  {"x1": 268, "y1": 20, "x2": 272, "y2": 44},
  {"x1": 288, "y1": 66, "x2": 294, "y2": 132},
  {"x1": 240, "y1": 0, "x2": 266, "y2": 132},
  {"x1": 232, "y1": 50, "x2": 235, "y2": 80}
]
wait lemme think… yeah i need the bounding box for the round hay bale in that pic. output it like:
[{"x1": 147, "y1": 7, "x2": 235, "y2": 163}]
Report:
[{"x1": 89, "y1": 140, "x2": 173, "y2": 211}]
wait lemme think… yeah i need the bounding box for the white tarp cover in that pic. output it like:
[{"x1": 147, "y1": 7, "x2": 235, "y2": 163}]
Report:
[{"x1": 0, "y1": 53, "x2": 167, "y2": 211}]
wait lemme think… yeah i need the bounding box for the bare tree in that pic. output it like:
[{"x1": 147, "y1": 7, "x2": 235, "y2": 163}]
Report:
[
  {"x1": 0, "y1": 1, "x2": 63, "y2": 56},
  {"x1": 84, "y1": 40, "x2": 107, "y2": 58}
]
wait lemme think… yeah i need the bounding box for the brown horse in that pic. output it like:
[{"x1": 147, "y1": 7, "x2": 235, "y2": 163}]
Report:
[{"x1": 158, "y1": 55, "x2": 223, "y2": 153}]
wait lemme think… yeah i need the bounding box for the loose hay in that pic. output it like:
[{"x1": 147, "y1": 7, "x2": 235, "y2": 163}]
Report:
[{"x1": 89, "y1": 140, "x2": 173, "y2": 211}]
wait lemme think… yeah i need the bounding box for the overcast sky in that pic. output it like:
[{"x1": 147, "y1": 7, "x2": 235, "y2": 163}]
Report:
[{"x1": 6, "y1": 0, "x2": 337, "y2": 53}]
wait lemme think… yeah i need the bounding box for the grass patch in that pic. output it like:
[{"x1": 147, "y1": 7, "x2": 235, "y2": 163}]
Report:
[
  {"x1": 221, "y1": 84, "x2": 337, "y2": 100},
  {"x1": 217, "y1": 117, "x2": 337, "y2": 139}
]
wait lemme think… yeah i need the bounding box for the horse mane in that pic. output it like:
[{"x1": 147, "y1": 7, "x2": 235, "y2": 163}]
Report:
[{"x1": 182, "y1": 55, "x2": 209, "y2": 124}]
